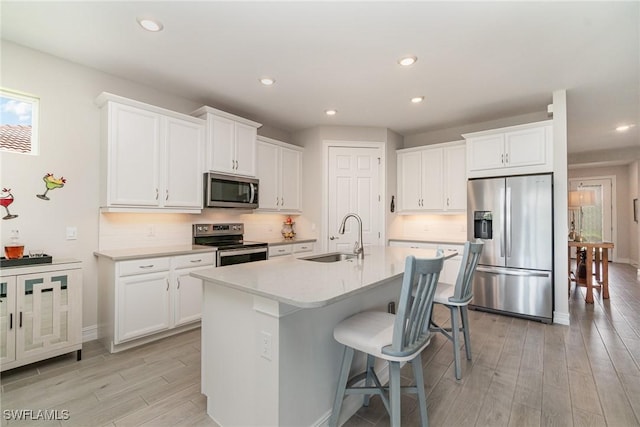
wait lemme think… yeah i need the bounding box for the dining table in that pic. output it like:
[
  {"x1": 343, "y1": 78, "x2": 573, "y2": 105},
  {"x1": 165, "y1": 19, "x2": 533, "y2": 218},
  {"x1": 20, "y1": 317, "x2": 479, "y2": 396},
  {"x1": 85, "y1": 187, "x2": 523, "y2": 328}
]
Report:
[{"x1": 568, "y1": 241, "x2": 614, "y2": 303}]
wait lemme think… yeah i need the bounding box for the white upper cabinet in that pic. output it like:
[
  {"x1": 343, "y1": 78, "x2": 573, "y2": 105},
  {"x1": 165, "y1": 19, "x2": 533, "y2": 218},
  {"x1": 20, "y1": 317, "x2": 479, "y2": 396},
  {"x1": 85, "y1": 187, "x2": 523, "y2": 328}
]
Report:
[
  {"x1": 464, "y1": 120, "x2": 553, "y2": 178},
  {"x1": 96, "y1": 93, "x2": 205, "y2": 213},
  {"x1": 192, "y1": 106, "x2": 262, "y2": 177},
  {"x1": 256, "y1": 136, "x2": 303, "y2": 213},
  {"x1": 397, "y1": 141, "x2": 466, "y2": 213}
]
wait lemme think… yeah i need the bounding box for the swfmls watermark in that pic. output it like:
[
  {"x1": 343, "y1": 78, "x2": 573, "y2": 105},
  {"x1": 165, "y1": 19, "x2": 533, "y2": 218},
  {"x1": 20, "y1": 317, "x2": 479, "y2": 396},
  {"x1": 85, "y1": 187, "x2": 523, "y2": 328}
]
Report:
[{"x1": 3, "y1": 409, "x2": 70, "y2": 421}]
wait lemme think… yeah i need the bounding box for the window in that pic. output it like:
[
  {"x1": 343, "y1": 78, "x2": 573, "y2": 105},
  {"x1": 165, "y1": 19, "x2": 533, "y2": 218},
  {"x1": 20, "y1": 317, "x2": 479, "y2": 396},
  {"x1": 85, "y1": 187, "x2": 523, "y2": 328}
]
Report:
[{"x1": 0, "y1": 88, "x2": 39, "y2": 155}]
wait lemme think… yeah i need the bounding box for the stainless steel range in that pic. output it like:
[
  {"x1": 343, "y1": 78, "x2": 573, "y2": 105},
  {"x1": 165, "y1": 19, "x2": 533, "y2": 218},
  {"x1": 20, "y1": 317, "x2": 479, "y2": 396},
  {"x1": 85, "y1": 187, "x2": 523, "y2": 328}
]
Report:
[{"x1": 193, "y1": 223, "x2": 268, "y2": 267}]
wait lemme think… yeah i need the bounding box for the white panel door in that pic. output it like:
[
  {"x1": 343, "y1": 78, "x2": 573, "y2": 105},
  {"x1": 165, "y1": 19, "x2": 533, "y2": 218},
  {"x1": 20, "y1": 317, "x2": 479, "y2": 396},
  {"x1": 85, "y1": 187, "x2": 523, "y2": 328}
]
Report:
[
  {"x1": 398, "y1": 151, "x2": 423, "y2": 211},
  {"x1": 421, "y1": 148, "x2": 444, "y2": 210},
  {"x1": 256, "y1": 140, "x2": 279, "y2": 210},
  {"x1": 0, "y1": 277, "x2": 16, "y2": 366},
  {"x1": 328, "y1": 146, "x2": 381, "y2": 252},
  {"x1": 117, "y1": 272, "x2": 170, "y2": 343},
  {"x1": 173, "y1": 268, "x2": 205, "y2": 327},
  {"x1": 109, "y1": 103, "x2": 160, "y2": 206},
  {"x1": 467, "y1": 134, "x2": 504, "y2": 172},
  {"x1": 445, "y1": 145, "x2": 467, "y2": 211},
  {"x1": 280, "y1": 147, "x2": 302, "y2": 211},
  {"x1": 209, "y1": 115, "x2": 235, "y2": 173},
  {"x1": 234, "y1": 122, "x2": 257, "y2": 176},
  {"x1": 164, "y1": 117, "x2": 204, "y2": 208},
  {"x1": 505, "y1": 127, "x2": 546, "y2": 168}
]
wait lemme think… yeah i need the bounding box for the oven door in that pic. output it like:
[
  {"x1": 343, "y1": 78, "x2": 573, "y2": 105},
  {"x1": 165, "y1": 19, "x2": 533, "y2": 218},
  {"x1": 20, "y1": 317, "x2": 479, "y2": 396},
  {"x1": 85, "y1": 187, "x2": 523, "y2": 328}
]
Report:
[{"x1": 217, "y1": 247, "x2": 268, "y2": 266}]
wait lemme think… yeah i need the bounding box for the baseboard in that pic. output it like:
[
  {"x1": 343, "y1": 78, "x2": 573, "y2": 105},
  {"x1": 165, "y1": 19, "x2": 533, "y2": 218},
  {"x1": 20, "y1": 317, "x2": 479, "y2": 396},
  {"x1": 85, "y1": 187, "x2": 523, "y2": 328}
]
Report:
[
  {"x1": 314, "y1": 362, "x2": 391, "y2": 427},
  {"x1": 553, "y1": 311, "x2": 570, "y2": 325},
  {"x1": 82, "y1": 325, "x2": 98, "y2": 342}
]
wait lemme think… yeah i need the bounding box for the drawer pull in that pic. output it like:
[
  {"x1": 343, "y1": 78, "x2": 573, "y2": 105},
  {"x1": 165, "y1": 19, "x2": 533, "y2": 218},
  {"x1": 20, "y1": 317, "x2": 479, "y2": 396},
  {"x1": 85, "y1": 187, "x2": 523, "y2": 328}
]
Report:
[
  {"x1": 190, "y1": 259, "x2": 202, "y2": 263},
  {"x1": 139, "y1": 264, "x2": 154, "y2": 269}
]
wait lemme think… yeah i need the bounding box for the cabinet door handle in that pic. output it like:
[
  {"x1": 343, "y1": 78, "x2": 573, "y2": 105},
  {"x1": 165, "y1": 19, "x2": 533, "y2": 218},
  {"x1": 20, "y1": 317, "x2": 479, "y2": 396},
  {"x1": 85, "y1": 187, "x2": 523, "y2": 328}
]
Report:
[
  {"x1": 155, "y1": 188, "x2": 159, "y2": 200},
  {"x1": 276, "y1": 197, "x2": 279, "y2": 206},
  {"x1": 19, "y1": 312, "x2": 22, "y2": 328},
  {"x1": 165, "y1": 189, "x2": 169, "y2": 201},
  {"x1": 9, "y1": 313, "x2": 12, "y2": 330},
  {"x1": 177, "y1": 278, "x2": 181, "y2": 289},
  {"x1": 166, "y1": 279, "x2": 169, "y2": 291},
  {"x1": 501, "y1": 154, "x2": 504, "y2": 164},
  {"x1": 139, "y1": 264, "x2": 154, "y2": 269},
  {"x1": 505, "y1": 153, "x2": 509, "y2": 164},
  {"x1": 447, "y1": 197, "x2": 450, "y2": 206},
  {"x1": 281, "y1": 197, "x2": 284, "y2": 206}
]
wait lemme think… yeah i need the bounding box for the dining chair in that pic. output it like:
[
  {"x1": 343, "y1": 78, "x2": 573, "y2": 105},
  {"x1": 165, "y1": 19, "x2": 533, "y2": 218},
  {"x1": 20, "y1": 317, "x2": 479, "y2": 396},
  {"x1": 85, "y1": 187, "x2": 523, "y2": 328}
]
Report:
[
  {"x1": 430, "y1": 241, "x2": 483, "y2": 380},
  {"x1": 329, "y1": 253, "x2": 444, "y2": 427}
]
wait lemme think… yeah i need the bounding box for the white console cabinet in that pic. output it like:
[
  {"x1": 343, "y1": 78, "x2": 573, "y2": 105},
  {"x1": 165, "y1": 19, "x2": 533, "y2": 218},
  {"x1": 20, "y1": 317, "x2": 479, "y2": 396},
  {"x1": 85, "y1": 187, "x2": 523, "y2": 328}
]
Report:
[
  {"x1": 0, "y1": 260, "x2": 82, "y2": 372},
  {"x1": 397, "y1": 141, "x2": 466, "y2": 213},
  {"x1": 256, "y1": 136, "x2": 303, "y2": 213},
  {"x1": 464, "y1": 120, "x2": 553, "y2": 178},
  {"x1": 192, "y1": 106, "x2": 262, "y2": 177},
  {"x1": 96, "y1": 92, "x2": 205, "y2": 213},
  {"x1": 97, "y1": 251, "x2": 214, "y2": 353}
]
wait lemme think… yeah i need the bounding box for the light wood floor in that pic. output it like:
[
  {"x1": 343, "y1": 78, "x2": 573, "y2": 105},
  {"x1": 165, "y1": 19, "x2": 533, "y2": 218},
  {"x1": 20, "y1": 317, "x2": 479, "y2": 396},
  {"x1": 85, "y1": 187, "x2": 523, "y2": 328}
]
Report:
[{"x1": 1, "y1": 262, "x2": 639, "y2": 427}]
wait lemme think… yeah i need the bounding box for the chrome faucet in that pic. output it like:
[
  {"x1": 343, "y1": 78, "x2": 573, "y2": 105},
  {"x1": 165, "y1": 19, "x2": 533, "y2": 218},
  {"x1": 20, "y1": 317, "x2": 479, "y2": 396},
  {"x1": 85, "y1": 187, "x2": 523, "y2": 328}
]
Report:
[{"x1": 338, "y1": 213, "x2": 364, "y2": 259}]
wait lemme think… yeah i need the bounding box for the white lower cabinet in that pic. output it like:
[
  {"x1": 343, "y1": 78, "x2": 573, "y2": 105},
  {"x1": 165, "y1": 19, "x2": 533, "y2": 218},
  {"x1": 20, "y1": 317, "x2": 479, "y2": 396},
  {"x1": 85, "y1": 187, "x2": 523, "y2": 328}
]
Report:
[
  {"x1": 268, "y1": 242, "x2": 315, "y2": 258},
  {"x1": 388, "y1": 241, "x2": 463, "y2": 284},
  {"x1": 1, "y1": 262, "x2": 82, "y2": 372},
  {"x1": 98, "y1": 252, "x2": 214, "y2": 352}
]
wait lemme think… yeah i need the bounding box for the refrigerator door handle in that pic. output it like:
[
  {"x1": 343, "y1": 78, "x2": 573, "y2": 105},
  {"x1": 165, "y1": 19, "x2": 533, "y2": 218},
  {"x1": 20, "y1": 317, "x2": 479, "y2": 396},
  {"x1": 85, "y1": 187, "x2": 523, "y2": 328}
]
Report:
[
  {"x1": 476, "y1": 265, "x2": 550, "y2": 278},
  {"x1": 499, "y1": 189, "x2": 505, "y2": 258},
  {"x1": 506, "y1": 185, "x2": 512, "y2": 258}
]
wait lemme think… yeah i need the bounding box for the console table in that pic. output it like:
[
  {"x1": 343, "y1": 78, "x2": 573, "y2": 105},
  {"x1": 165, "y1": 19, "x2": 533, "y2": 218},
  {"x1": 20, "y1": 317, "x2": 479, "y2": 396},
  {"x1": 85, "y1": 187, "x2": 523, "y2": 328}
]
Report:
[{"x1": 568, "y1": 241, "x2": 614, "y2": 303}]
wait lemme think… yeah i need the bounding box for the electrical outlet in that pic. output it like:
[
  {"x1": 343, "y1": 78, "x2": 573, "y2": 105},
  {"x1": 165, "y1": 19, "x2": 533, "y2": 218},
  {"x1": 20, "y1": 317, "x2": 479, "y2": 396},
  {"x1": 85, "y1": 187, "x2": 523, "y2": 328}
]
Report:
[
  {"x1": 260, "y1": 331, "x2": 272, "y2": 360},
  {"x1": 66, "y1": 226, "x2": 77, "y2": 240}
]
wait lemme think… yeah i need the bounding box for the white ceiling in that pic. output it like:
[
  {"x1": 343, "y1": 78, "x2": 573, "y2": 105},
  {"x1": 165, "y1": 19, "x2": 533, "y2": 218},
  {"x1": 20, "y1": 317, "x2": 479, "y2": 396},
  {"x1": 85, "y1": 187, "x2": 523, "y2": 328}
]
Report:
[{"x1": 1, "y1": 1, "x2": 638, "y2": 154}]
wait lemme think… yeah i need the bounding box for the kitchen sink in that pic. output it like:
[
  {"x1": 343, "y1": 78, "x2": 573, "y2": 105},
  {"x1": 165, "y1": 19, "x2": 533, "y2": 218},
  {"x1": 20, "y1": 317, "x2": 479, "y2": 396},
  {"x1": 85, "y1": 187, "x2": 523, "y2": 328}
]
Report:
[{"x1": 300, "y1": 252, "x2": 357, "y2": 263}]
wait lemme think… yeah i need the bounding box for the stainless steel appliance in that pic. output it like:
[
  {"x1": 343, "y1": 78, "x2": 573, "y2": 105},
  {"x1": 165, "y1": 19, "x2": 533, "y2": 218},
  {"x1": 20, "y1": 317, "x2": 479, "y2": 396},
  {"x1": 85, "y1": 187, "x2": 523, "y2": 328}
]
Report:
[
  {"x1": 467, "y1": 173, "x2": 553, "y2": 323},
  {"x1": 193, "y1": 223, "x2": 268, "y2": 266},
  {"x1": 204, "y1": 173, "x2": 258, "y2": 209}
]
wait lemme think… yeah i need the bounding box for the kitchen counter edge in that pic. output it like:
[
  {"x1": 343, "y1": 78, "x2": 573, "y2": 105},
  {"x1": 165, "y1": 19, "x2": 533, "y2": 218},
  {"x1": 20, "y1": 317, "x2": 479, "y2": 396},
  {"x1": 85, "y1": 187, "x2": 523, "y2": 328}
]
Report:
[{"x1": 93, "y1": 245, "x2": 215, "y2": 261}]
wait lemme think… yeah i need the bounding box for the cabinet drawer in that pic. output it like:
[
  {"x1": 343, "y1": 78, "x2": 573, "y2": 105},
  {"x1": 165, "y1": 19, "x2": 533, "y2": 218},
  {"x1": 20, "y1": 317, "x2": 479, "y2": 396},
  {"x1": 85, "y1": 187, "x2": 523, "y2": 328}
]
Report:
[
  {"x1": 269, "y1": 245, "x2": 292, "y2": 257},
  {"x1": 173, "y1": 252, "x2": 215, "y2": 269},
  {"x1": 118, "y1": 257, "x2": 170, "y2": 277},
  {"x1": 292, "y1": 242, "x2": 314, "y2": 253}
]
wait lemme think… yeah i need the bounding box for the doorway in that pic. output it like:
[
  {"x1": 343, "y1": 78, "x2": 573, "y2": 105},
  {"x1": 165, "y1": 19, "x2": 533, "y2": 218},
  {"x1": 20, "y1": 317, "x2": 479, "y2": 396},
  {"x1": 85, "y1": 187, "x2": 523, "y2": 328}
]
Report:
[
  {"x1": 569, "y1": 177, "x2": 616, "y2": 261},
  {"x1": 323, "y1": 142, "x2": 384, "y2": 253}
]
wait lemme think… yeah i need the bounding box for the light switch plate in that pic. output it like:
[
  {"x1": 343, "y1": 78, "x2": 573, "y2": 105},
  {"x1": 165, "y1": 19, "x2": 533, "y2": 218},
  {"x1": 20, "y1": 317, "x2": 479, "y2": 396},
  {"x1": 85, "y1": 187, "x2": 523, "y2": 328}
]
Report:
[{"x1": 66, "y1": 226, "x2": 77, "y2": 240}]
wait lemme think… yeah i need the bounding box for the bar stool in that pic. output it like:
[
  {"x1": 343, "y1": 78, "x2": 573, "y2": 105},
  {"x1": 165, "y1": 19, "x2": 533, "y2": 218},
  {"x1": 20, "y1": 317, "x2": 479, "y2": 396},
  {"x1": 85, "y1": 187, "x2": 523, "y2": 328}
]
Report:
[
  {"x1": 329, "y1": 253, "x2": 444, "y2": 427},
  {"x1": 429, "y1": 241, "x2": 483, "y2": 380}
]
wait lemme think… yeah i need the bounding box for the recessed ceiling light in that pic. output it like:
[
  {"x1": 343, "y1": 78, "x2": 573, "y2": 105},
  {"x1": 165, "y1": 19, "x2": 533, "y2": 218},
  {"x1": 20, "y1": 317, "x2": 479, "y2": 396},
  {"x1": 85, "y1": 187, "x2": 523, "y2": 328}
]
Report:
[
  {"x1": 259, "y1": 77, "x2": 275, "y2": 86},
  {"x1": 398, "y1": 56, "x2": 417, "y2": 66},
  {"x1": 137, "y1": 18, "x2": 163, "y2": 32},
  {"x1": 325, "y1": 109, "x2": 337, "y2": 116},
  {"x1": 616, "y1": 124, "x2": 632, "y2": 132},
  {"x1": 411, "y1": 96, "x2": 424, "y2": 104}
]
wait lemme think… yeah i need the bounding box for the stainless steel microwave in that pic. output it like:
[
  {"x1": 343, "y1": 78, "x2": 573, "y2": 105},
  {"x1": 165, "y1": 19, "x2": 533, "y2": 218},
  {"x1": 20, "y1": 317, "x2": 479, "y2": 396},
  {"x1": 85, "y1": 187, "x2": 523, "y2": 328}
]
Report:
[{"x1": 204, "y1": 173, "x2": 259, "y2": 209}]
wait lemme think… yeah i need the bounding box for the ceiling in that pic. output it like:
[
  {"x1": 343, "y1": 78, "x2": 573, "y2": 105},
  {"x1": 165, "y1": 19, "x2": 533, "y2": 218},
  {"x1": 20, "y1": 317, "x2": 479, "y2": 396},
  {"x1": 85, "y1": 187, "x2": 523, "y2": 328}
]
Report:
[{"x1": 1, "y1": 1, "x2": 638, "y2": 154}]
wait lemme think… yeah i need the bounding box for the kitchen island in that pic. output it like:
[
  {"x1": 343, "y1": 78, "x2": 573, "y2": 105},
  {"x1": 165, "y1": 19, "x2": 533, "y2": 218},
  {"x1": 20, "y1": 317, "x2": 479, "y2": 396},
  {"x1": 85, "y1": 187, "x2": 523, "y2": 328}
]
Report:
[{"x1": 192, "y1": 245, "x2": 455, "y2": 427}]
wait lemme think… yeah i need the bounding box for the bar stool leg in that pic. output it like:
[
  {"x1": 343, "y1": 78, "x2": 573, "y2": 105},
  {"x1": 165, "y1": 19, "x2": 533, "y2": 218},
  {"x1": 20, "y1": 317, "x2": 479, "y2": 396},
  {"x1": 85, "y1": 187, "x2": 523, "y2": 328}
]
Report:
[
  {"x1": 411, "y1": 353, "x2": 429, "y2": 427},
  {"x1": 460, "y1": 306, "x2": 472, "y2": 361},
  {"x1": 389, "y1": 361, "x2": 402, "y2": 427},
  {"x1": 450, "y1": 306, "x2": 462, "y2": 380}
]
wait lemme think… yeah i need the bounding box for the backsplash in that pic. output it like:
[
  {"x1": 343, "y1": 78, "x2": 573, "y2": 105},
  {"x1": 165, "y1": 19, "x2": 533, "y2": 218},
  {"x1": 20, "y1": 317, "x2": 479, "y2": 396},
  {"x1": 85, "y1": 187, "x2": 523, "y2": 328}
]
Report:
[
  {"x1": 98, "y1": 211, "x2": 314, "y2": 250},
  {"x1": 389, "y1": 214, "x2": 467, "y2": 243}
]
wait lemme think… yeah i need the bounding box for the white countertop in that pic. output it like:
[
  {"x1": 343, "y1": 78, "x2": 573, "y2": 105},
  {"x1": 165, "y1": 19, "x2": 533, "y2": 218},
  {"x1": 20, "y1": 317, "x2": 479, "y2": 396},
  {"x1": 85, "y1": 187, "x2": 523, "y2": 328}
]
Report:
[
  {"x1": 388, "y1": 238, "x2": 467, "y2": 245},
  {"x1": 93, "y1": 245, "x2": 215, "y2": 261},
  {"x1": 192, "y1": 246, "x2": 456, "y2": 308}
]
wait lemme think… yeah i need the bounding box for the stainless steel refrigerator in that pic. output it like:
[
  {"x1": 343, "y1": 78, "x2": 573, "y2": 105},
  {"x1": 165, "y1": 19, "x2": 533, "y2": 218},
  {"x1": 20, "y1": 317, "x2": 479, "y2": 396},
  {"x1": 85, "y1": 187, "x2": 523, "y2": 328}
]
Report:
[{"x1": 467, "y1": 173, "x2": 553, "y2": 323}]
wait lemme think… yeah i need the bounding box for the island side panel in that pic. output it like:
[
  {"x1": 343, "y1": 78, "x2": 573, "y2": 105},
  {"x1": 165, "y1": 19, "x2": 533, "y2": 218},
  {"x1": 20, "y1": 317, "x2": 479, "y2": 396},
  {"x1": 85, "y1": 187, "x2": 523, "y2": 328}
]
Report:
[
  {"x1": 202, "y1": 282, "x2": 280, "y2": 426},
  {"x1": 278, "y1": 277, "x2": 403, "y2": 426}
]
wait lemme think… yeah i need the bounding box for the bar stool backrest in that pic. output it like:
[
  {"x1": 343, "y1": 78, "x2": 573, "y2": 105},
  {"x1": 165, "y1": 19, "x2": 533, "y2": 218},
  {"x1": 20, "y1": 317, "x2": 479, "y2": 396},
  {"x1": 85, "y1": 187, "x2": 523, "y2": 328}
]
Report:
[{"x1": 450, "y1": 241, "x2": 484, "y2": 304}]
